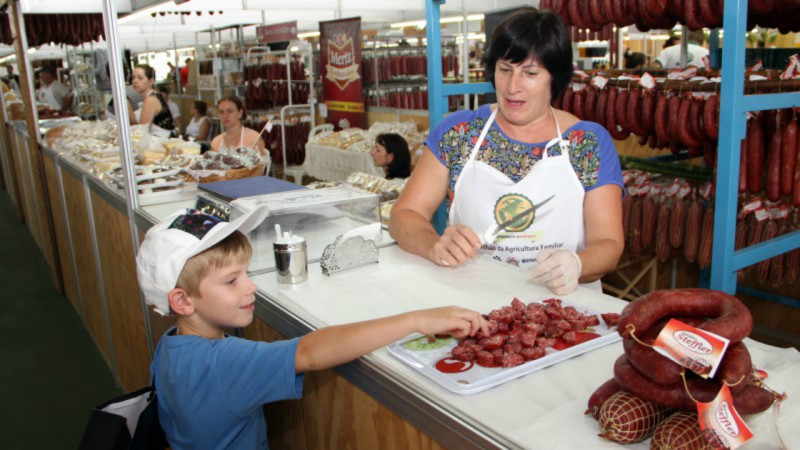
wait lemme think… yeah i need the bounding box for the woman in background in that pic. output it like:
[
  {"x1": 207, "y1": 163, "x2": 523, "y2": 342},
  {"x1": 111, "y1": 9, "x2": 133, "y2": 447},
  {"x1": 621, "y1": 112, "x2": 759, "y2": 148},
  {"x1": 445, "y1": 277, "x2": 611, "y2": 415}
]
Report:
[
  {"x1": 184, "y1": 100, "x2": 211, "y2": 152},
  {"x1": 131, "y1": 64, "x2": 175, "y2": 137},
  {"x1": 371, "y1": 133, "x2": 411, "y2": 179},
  {"x1": 209, "y1": 95, "x2": 266, "y2": 155}
]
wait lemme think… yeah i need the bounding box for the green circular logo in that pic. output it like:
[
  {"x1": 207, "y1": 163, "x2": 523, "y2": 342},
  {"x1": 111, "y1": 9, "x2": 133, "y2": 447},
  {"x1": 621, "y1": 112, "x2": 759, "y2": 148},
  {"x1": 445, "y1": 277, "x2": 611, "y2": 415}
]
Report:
[{"x1": 493, "y1": 194, "x2": 534, "y2": 232}]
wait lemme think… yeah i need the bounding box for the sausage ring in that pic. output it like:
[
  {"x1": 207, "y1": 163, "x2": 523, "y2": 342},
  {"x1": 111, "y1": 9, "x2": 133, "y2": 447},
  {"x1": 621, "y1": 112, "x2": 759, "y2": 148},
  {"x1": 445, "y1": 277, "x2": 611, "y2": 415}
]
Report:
[{"x1": 617, "y1": 288, "x2": 753, "y2": 344}]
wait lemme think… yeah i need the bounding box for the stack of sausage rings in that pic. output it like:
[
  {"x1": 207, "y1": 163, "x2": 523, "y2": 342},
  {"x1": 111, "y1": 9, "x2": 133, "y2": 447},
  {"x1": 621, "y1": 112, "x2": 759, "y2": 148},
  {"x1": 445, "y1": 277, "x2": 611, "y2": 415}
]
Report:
[{"x1": 586, "y1": 288, "x2": 785, "y2": 446}]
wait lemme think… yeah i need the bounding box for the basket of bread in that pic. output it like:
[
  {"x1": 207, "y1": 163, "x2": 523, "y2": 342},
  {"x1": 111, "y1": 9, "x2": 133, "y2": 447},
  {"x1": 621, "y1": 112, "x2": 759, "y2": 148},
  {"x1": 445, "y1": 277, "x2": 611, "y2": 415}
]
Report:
[{"x1": 183, "y1": 147, "x2": 270, "y2": 183}]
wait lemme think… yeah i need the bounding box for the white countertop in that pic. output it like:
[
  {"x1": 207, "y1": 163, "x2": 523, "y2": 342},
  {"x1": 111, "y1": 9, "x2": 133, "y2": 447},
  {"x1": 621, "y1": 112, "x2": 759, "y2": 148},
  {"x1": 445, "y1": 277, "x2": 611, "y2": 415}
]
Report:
[{"x1": 251, "y1": 245, "x2": 800, "y2": 449}]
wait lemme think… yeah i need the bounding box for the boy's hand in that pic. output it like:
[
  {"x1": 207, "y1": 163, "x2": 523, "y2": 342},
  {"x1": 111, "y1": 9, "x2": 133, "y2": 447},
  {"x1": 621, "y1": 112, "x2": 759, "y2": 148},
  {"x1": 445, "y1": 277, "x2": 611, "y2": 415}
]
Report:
[{"x1": 412, "y1": 306, "x2": 489, "y2": 339}]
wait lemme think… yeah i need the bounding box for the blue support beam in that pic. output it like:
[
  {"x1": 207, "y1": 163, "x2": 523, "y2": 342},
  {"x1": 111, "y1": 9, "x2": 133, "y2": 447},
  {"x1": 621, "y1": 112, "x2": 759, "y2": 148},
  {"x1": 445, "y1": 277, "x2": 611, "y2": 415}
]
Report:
[{"x1": 710, "y1": 0, "x2": 800, "y2": 296}]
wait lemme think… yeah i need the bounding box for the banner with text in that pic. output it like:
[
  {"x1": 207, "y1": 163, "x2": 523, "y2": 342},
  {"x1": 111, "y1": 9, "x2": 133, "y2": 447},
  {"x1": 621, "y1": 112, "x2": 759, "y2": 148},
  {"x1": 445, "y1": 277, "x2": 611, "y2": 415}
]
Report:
[
  {"x1": 256, "y1": 21, "x2": 298, "y2": 44},
  {"x1": 319, "y1": 17, "x2": 365, "y2": 129}
]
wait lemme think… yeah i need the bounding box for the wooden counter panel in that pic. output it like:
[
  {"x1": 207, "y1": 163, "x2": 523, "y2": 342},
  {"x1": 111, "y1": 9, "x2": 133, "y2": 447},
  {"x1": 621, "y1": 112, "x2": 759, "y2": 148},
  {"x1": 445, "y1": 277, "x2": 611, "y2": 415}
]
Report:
[
  {"x1": 91, "y1": 192, "x2": 150, "y2": 391},
  {"x1": 62, "y1": 172, "x2": 110, "y2": 362},
  {"x1": 28, "y1": 144, "x2": 61, "y2": 292},
  {"x1": 244, "y1": 318, "x2": 444, "y2": 450},
  {"x1": 43, "y1": 157, "x2": 78, "y2": 309}
]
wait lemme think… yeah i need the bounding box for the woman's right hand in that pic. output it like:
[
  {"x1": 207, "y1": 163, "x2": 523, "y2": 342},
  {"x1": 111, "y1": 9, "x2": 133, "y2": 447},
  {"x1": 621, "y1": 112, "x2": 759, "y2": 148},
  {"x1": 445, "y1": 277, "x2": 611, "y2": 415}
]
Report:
[{"x1": 429, "y1": 224, "x2": 482, "y2": 267}]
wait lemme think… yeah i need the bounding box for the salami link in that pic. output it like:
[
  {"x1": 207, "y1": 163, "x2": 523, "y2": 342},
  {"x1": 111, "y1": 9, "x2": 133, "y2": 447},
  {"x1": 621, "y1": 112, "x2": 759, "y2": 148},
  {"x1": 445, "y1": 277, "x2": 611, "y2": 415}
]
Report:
[
  {"x1": 573, "y1": 88, "x2": 586, "y2": 121},
  {"x1": 669, "y1": 198, "x2": 687, "y2": 248},
  {"x1": 703, "y1": 94, "x2": 719, "y2": 140},
  {"x1": 595, "y1": 88, "x2": 608, "y2": 126},
  {"x1": 617, "y1": 288, "x2": 754, "y2": 343},
  {"x1": 641, "y1": 197, "x2": 657, "y2": 249},
  {"x1": 679, "y1": 97, "x2": 703, "y2": 148},
  {"x1": 615, "y1": 89, "x2": 631, "y2": 134},
  {"x1": 757, "y1": 220, "x2": 778, "y2": 283},
  {"x1": 655, "y1": 93, "x2": 670, "y2": 146},
  {"x1": 641, "y1": 91, "x2": 655, "y2": 134},
  {"x1": 683, "y1": 201, "x2": 703, "y2": 263},
  {"x1": 688, "y1": 97, "x2": 706, "y2": 143},
  {"x1": 747, "y1": 117, "x2": 764, "y2": 194},
  {"x1": 631, "y1": 198, "x2": 644, "y2": 256},
  {"x1": 698, "y1": 207, "x2": 714, "y2": 268},
  {"x1": 767, "y1": 125, "x2": 783, "y2": 202},
  {"x1": 586, "y1": 378, "x2": 623, "y2": 419},
  {"x1": 606, "y1": 88, "x2": 630, "y2": 140},
  {"x1": 667, "y1": 95, "x2": 683, "y2": 145},
  {"x1": 562, "y1": 87, "x2": 574, "y2": 116},
  {"x1": 656, "y1": 201, "x2": 672, "y2": 261},
  {"x1": 627, "y1": 89, "x2": 646, "y2": 137},
  {"x1": 781, "y1": 120, "x2": 797, "y2": 196},
  {"x1": 739, "y1": 136, "x2": 748, "y2": 193},
  {"x1": 584, "y1": 87, "x2": 597, "y2": 122}
]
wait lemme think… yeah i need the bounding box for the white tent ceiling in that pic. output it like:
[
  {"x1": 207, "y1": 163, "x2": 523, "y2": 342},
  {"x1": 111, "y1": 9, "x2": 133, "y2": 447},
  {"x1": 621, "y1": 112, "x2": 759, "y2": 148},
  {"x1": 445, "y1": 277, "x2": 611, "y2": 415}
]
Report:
[{"x1": 6, "y1": 0, "x2": 534, "y2": 54}]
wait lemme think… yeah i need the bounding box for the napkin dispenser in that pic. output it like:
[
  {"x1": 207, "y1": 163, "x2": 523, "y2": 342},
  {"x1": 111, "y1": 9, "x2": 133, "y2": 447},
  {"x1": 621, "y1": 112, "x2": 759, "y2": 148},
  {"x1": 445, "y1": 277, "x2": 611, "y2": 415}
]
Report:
[{"x1": 320, "y1": 223, "x2": 381, "y2": 276}]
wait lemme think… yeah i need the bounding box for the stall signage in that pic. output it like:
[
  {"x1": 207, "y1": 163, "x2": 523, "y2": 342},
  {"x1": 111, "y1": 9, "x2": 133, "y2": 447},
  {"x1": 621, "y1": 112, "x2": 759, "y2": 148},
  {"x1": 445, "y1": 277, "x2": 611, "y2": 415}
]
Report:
[
  {"x1": 319, "y1": 17, "x2": 365, "y2": 129},
  {"x1": 256, "y1": 21, "x2": 298, "y2": 44}
]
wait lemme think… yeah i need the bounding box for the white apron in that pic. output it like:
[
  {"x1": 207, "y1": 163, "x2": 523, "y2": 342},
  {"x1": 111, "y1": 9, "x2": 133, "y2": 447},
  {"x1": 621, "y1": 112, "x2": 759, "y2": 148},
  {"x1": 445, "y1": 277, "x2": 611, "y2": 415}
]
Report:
[
  {"x1": 38, "y1": 84, "x2": 62, "y2": 110},
  {"x1": 449, "y1": 106, "x2": 601, "y2": 291}
]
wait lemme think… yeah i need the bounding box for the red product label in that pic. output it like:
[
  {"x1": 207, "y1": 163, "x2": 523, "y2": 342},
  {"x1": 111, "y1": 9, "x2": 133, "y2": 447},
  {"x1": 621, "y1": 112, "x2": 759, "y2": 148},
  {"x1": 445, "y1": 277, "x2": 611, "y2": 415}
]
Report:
[
  {"x1": 653, "y1": 319, "x2": 730, "y2": 379},
  {"x1": 697, "y1": 385, "x2": 754, "y2": 449}
]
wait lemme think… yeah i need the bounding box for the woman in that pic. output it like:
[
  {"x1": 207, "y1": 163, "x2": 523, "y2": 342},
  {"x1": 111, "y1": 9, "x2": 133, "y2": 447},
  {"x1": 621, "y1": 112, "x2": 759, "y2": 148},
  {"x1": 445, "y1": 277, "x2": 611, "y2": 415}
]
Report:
[
  {"x1": 105, "y1": 61, "x2": 142, "y2": 125},
  {"x1": 389, "y1": 8, "x2": 624, "y2": 295},
  {"x1": 371, "y1": 133, "x2": 411, "y2": 179},
  {"x1": 131, "y1": 64, "x2": 175, "y2": 137},
  {"x1": 184, "y1": 100, "x2": 212, "y2": 152},
  {"x1": 209, "y1": 95, "x2": 266, "y2": 155}
]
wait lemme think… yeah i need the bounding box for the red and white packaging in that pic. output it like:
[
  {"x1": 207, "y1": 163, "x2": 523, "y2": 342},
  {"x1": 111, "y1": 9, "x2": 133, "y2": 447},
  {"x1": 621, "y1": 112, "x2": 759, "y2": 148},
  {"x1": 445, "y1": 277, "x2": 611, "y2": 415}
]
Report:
[
  {"x1": 590, "y1": 75, "x2": 608, "y2": 90},
  {"x1": 653, "y1": 319, "x2": 730, "y2": 379},
  {"x1": 779, "y1": 54, "x2": 799, "y2": 80},
  {"x1": 697, "y1": 385, "x2": 754, "y2": 449},
  {"x1": 638, "y1": 72, "x2": 656, "y2": 90},
  {"x1": 747, "y1": 59, "x2": 763, "y2": 72}
]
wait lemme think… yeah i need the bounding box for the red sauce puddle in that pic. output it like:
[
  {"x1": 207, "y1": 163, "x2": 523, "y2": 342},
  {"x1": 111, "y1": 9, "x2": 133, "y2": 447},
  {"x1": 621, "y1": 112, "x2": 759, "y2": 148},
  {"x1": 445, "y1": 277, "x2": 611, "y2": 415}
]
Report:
[{"x1": 435, "y1": 358, "x2": 474, "y2": 373}]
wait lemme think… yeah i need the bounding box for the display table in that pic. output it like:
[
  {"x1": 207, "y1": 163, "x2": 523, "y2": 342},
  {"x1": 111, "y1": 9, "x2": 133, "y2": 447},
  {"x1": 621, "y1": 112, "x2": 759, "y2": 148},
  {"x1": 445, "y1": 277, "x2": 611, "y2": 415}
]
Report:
[
  {"x1": 303, "y1": 142, "x2": 385, "y2": 182},
  {"x1": 250, "y1": 246, "x2": 800, "y2": 449}
]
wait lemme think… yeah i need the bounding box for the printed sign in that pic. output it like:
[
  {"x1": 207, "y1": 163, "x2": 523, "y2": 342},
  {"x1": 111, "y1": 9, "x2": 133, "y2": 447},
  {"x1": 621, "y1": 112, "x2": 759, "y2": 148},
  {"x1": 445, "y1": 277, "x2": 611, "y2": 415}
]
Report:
[
  {"x1": 653, "y1": 319, "x2": 730, "y2": 379},
  {"x1": 256, "y1": 21, "x2": 298, "y2": 44},
  {"x1": 697, "y1": 385, "x2": 754, "y2": 449},
  {"x1": 319, "y1": 17, "x2": 365, "y2": 129}
]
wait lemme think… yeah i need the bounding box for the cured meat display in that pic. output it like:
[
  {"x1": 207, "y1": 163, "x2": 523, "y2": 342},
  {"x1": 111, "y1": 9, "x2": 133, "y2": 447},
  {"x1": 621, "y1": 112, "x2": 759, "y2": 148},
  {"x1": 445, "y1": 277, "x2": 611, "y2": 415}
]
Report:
[
  {"x1": 539, "y1": 0, "x2": 800, "y2": 32},
  {"x1": 243, "y1": 59, "x2": 309, "y2": 112},
  {"x1": 587, "y1": 288, "x2": 786, "y2": 445},
  {"x1": 243, "y1": 115, "x2": 310, "y2": 166},
  {"x1": 388, "y1": 297, "x2": 621, "y2": 395},
  {"x1": 0, "y1": 13, "x2": 104, "y2": 47}
]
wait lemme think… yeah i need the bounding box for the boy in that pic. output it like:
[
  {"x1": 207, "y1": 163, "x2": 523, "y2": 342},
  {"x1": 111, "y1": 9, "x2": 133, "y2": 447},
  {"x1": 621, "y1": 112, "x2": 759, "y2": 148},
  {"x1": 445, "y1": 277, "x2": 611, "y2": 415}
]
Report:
[{"x1": 136, "y1": 206, "x2": 488, "y2": 449}]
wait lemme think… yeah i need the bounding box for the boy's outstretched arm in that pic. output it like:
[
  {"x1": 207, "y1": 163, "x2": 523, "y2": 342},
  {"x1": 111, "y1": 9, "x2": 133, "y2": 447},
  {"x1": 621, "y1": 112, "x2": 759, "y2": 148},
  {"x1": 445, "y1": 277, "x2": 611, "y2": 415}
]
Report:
[{"x1": 295, "y1": 306, "x2": 489, "y2": 373}]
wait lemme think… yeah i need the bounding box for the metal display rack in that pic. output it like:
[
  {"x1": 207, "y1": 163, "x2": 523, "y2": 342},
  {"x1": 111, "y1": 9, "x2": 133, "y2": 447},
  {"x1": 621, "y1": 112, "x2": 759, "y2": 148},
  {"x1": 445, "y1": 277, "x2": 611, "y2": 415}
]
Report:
[
  {"x1": 711, "y1": 0, "x2": 800, "y2": 296},
  {"x1": 67, "y1": 47, "x2": 101, "y2": 120}
]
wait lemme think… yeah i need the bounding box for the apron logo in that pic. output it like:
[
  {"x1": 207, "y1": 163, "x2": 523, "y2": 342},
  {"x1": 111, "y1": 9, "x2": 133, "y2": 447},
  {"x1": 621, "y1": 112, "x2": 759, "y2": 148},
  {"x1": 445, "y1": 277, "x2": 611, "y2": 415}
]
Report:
[{"x1": 493, "y1": 194, "x2": 535, "y2": 232}]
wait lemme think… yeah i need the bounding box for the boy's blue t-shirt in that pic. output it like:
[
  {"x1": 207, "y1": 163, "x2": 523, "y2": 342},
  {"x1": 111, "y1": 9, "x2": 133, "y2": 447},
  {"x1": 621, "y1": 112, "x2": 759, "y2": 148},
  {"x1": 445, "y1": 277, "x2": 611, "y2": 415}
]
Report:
[
  {"x1": 424, "y1": 104, "x2": 624, "y2": 208},
  {"x1": 151, "y1": 327, "x2": 304, "y2": 450}
]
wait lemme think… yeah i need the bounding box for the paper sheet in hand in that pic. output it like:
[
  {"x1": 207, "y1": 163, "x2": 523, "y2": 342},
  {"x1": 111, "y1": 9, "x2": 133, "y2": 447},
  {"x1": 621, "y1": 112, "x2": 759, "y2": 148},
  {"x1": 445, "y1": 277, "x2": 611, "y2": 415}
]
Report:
[{"x1": 387, "y1": 300, "x2": 620, "y2": 395}]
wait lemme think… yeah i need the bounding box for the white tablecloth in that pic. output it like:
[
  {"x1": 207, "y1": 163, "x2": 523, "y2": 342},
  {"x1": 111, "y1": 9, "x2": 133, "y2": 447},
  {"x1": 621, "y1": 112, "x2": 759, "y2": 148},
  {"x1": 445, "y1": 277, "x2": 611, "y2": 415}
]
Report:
[
  {"x1": 252, "y1": 246, "x2": 800, "y2": 449},
  {"x1": 304, "y1": 142, "x2": 385, "y2": 182}
]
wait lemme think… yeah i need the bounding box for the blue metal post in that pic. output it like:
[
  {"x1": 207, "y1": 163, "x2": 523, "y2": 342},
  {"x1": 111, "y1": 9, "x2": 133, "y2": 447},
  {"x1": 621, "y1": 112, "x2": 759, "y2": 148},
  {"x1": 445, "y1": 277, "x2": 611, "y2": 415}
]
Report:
[{"x1": 426, "y1": 0, "x2": 446, "y2": 128}]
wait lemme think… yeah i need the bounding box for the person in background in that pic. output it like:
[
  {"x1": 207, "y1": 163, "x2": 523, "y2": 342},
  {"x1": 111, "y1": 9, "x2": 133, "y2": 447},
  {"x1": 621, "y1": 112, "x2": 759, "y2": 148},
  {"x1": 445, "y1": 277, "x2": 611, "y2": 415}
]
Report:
[
  {"x1": 166, "y1": 62, "x2": 177, "y2": 83},
  {"x1": 137, "y1": 206, "x2": 488, "y2": 449},
  {"x1": 105, "y1": 61, "x2": 142, "y2": 125},
  {"x1": 3, "y1": 65, "x2": 19, "y2": 92},
  {"x1": 36, "y1": 66, "x2": 72, "y2": 112},
  {"x1": 654, "y1": 30, "x2": 709, "y2": 68},
  {"x1": 663, "y1": 36, "x2": 677, "y2": 49},
  {"x1": 389, "y1": 8, "x2": 624, "y2": 295},
  {"x1": 210, "y1": 95, "x2": 266, "y2": 155},
  {"x1": 184, "y1": 100, "x2": 211, "y2": 152},
  {"x1": 131, "y1": 64, "x2": 175, "y2": 138},
  {"x1": 180, "y1": 58, "x2": 192, "y2": 89},
  {"x1": 625, "y1": 52, "x2": 646, "y2": 70},
  {"x1": 371, "y1": 133, "x2": 411, "y2": 179},
  {"x1": 158, "y1": 85, "x2": 182, "y2": 132}
]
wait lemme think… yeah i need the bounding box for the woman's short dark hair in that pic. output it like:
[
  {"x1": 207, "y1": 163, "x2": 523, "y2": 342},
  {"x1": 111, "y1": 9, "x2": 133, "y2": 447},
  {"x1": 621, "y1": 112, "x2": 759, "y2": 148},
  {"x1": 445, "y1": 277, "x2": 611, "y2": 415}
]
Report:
[
  {"x1": 192, "y1": 100, "x2": 208, "y2": 116},
  {"x1": 134, "y1": 64, "x2": 156, "y2": 80},
  {"x1": 483, "y1": 7, "x2": 573, "y2": 102},
  {"x1": 218, "y1": 95, "x2": 246, "y2": 121},
  {"x1": 376, "y1": 133, "x2": 411, "y2": 179}
]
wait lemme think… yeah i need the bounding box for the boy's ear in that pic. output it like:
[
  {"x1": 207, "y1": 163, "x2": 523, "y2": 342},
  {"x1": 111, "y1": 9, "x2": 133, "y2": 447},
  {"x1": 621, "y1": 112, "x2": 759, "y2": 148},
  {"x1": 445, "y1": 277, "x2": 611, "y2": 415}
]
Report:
[{"x1": 168, "y1": 288, "x2": 195, "y2": 316}]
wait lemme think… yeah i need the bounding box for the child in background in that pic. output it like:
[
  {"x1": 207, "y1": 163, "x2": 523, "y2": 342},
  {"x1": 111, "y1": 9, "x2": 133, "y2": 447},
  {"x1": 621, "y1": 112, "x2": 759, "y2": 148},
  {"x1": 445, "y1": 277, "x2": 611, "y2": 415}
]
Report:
[{"x1": 136, "y1": 206, "x2": 488, "y2": 449}]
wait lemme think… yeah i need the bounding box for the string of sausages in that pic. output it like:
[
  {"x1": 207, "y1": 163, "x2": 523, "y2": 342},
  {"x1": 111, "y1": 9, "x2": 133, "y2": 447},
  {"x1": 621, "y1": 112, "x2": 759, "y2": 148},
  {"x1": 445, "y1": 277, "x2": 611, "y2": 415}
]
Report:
[
  {"x1": 242, "y1": 115, "x2": 310, "y2": 166},
  {"x1": 0, "y1": 13, "x2": 105, "y2": 47},
  {"x1": 540, "y1": 0, "x2": 800, "y2": 33},
  {"x1": 243, "y1": 62, "x2": 309, "y2": 112}
]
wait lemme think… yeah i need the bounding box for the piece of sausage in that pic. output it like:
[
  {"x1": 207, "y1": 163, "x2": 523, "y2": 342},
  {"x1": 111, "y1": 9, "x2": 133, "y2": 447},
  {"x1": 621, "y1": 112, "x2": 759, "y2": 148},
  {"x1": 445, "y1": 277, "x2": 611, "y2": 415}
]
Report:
[
  {"x1": 641, "y1": 90, "x2": 656, "y2": 134},
  {"x1": 670, "y1": 197, "x2": 687, "y2": 248},
  {"x1": 748, "y1": 117, "x2": 764, "y2": 194},
  {"x1": 617, "y1": 288, "x2": 754, "y2": 343},
  {"x1": 573, "y1": 88, "x2": 586, "y2": 120},
  {"x1": 684, "y1": 201, "x2": 703, "y2": 263},
  {"x1": 667, "y1": 95, "x2": 683, "y2": 145},
  {"x1": 631, "y1": 197, "x2": 644, "y2": 256},
  {"x1": 641, "y1": 197, "x2": 657, "y2": 249},
  {"x1": 562, "y1": 87, "x2": 574, "y2": 116},
  {"x1": 607, "y1": 88, "x2": 630, "y2": 140},
  {"x1": 688, "y1": 97, "x2": 706, "y2": 143},
  {"x1": 655, "y1": 93, "x2": 670, "y2": 146},
  {"x1": 739, "y1": 136, "x2": 748, "y2": 193},
  {"x1": 586, "y1": 378, "x2": 624, "y2": 419},
  {"x1": 685, "y1": 0, "x2": 704, "y2": 30},
  {"x1": 589, "y1": 0, "x2": 609, "y2": 26},
  {"x1": 679, "y1": 97, "x2": 703, "y2": 148},
  {"x1": 614, "y1": 354, "x2": 720, "y2": 411},
  {"x1": 627, "y1": 89, "x2": 646, "y2": 136},
  {"x1": 718, "y1": 342, "x2": 753, "y2": 394},
  {"x1": 656, "y1": 201, "x2": 673, "y2": 261},
  {"x1": 758, "y1": 220, "x2": 779, "y2": 284},
  {"x1": 702, "y1": 140, "x2": 716, "y2": 168},
  {"x1": 781, "y1": 120, "x2": 797, "y2": 196},
  {"x1": 703, "y1": 94, "x2": 720, "y2": 140},
  {"x1": 596, "y1": 88, "x2": 608, "y2": 126},
  {"x1": 616, "y1": 88, "x2": 631, "y2": 134},
  {"x1": 767, "y1": 124, "x2": 783, "y2": 202},
  {"x1": 584, "y1": 87, "x2": 597, "y2": 122},
  {"x1": 698, "y1": 206, "x2": 715, "y2": 268}
]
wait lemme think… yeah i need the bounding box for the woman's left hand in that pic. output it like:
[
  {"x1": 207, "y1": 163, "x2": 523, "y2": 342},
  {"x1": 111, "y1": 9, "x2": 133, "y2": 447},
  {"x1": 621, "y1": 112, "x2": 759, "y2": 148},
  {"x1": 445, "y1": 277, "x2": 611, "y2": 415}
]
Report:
[{"x1": 530, "y1": 249, "x2": 582, "y2": 295}]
